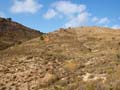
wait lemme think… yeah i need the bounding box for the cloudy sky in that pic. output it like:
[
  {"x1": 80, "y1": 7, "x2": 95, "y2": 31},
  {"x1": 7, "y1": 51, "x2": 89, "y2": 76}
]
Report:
[{"x1": 0, "y1": 0, "x2": 120, "y2": 32}]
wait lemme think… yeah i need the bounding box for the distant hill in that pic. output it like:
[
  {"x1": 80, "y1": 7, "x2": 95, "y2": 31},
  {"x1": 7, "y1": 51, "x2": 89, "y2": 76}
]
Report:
[{"x1": 0, "y1": 17, "x2": 43, "y2": 50}]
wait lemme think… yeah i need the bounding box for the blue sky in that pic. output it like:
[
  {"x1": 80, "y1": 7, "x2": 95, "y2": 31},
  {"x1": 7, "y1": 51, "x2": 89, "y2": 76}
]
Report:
[{"x1": 0, "y1": 0, "x2": 120, "y2": 32}]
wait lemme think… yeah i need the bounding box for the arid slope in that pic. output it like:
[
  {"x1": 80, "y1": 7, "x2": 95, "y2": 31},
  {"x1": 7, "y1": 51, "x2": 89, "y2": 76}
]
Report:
[{"x1": 0, "y1": 27, "x2": 120, "y2": 90}]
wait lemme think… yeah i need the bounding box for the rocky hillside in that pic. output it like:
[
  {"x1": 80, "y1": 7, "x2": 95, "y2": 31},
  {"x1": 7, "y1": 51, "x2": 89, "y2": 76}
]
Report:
[
  {"x1": 0, "y1": 17, "x2": 43, "y2": 50},
  {"x1": 0, "y1": 27, "x2": 120, "y2": 90}
]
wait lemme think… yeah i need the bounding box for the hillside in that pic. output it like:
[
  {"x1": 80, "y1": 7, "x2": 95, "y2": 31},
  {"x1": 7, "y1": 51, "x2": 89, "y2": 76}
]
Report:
[
  {"x1": 0, "y1": 27, "x2": 120, "y2": 90},
  {"x1": 0, "y1": 17, "x2": 43, "y2": 50}
]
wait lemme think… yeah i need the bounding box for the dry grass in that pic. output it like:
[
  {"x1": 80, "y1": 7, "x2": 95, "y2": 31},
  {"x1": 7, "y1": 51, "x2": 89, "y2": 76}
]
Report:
[
  {"x1": 0, "y1": 26, "x2": 120, "y2": 90},
  {"x1": 63, "y1": 60, "x2": 79, "y2": 72}
]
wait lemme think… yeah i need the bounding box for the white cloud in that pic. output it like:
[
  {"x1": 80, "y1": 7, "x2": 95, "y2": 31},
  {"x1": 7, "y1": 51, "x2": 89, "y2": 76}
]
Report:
[
  {"x1": 10, "y1": 0, "x2": 43, "y2": 14},
  {"x1": 44, "y1": 1, "x2": 89, "y2": 27},
  {"x1": 44, "y1": 1, "x2": 87, "y2": 19},
  {"x1": 43, "y1": 9, "x2": 57, "y2": 19},
  {"x1": 65, "y1": 12, "x2": 90, "y2": 27},
  {"x1": 92, "y1": 17, "x2": 99, "y2": 22},
  {"x1": 52, "y1": 1, "x2": 86, "y2": 15},
  {"x1": 111, "y1": 25, "x2": 120, "y2": 29},
  {"x1": 98, "y1": 17, "x2": 110, "y2": 24},
  {"x1": 92, "y1": 17, "x2": 110, "y2": 24},
  {"x1": 44, "y1": 1, "x2": 112, "y2": 28}
]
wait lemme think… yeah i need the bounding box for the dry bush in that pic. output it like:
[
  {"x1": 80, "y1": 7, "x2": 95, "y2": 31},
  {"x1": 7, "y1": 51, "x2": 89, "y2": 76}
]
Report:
[{"x1": 63, "y1": 60, "x2": 79, "y2": 72}]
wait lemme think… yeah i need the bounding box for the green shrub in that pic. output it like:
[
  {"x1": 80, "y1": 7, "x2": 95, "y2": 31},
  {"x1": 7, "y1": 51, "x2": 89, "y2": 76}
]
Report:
[{"x1": 40, "y1": 35, "x2": 44, "y2": 40}]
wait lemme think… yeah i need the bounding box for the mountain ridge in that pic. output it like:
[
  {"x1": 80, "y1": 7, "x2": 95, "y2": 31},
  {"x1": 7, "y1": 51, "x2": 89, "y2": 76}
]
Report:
[{"x1": 0, "y1": 17, "x2": 43, "y2": 50}]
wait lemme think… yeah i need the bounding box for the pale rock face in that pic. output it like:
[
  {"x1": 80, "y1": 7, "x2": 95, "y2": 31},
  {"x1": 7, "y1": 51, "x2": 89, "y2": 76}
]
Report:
[{"x1": 82, "y1": 73, "x2": 106, "y2": 83}]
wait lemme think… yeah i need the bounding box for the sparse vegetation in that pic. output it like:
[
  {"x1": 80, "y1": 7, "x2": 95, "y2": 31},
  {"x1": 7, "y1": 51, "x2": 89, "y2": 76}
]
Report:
[
  {"x1": 63, "y1": 60, "x2": 79, "y2": 72},
  {"x1": 0, "y1": 26, "x2": 120, "y2": 90}
]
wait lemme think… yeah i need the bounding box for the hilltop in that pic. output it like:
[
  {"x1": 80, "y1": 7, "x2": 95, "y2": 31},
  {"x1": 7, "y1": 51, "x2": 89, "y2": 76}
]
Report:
[
  {"x1": 0, "y1": 17, "x2": 43, "y2": 50},
  {"x1": 0, "y1": 26, "x2": 120, "y2": 90}
]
